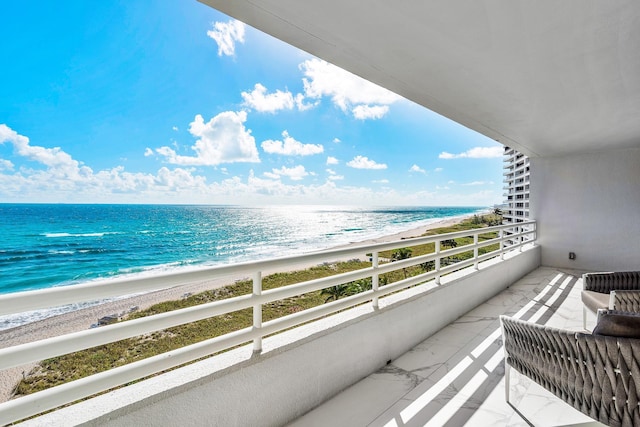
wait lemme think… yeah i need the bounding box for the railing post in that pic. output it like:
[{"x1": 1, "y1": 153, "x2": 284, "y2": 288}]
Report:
[
  {"x1": 372, "y1": 252, "x2": 379, "y2": 309},
  {"x1": 435, "y1": 240, "x2": 441, "y2": 285},
  {"x1": 519, "y1": 226, "x2": 523, "y2": 252},
  {"x1": 473, "y1": 233, "x2": 479, "y2": 270},
  {"x1": 500, "y1": 229, "x2": 505, "y2": 260},
  {"x1": 532, "y1": 222, "x2": 537, "y2": 246},
  {"x1": 252, "y1": 271, "x2": 262, "y2": 353}
]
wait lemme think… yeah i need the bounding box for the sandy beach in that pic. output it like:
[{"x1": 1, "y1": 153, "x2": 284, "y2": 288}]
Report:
[{"x1": 0, "y1": 215, "x2": 471, "y2": 402}]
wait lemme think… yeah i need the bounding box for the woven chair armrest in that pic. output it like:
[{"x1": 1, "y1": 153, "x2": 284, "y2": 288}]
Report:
[
  {"x1": 595, "y1": 308, "x2": 640, "y2": 325},
  {"x1": 500, "y1": 316, "x2": 578, "y2": 373},
  {"x1": 610, "y1": 290, "x2": 640, "y2": 312},
  {"x1": 582, "y1": 271, "x2": 640, "y2": 293},
  {"x1": 502, "y1": 315, "x2": 640, "y2": 426},
  {"x1": 575, "y1": 333, "x2": 640, "y2": 426}
]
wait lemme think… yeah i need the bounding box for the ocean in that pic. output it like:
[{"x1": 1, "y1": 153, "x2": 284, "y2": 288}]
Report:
[{"x1": 0, "y1": 204, "x2": 484, "y2": 328}]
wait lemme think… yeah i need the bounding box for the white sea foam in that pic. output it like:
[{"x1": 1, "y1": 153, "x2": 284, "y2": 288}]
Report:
[
  {"x1": 43, "y1": 232, "x2": 121, "y2": 238},
  {"x1": 0, "y1": 300, "x2": 106, "y2": 331},
  {"x1": 48, "y1": 249, "x2": 76, "y2": 255},
  {"x1": 0, "y1": 262, "x2": 217, "y2": 330},
  {"x1": 3, "y1": 205, "x2": 488, "y2": 330}
]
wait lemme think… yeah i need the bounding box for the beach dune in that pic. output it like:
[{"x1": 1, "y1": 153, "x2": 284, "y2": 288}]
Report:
[{"x1": 0, "y1": 215, "x2": 472, "y2": 402}]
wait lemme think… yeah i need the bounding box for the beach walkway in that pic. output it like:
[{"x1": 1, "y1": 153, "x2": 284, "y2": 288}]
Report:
[{"x1": 289, "y1": 267, "x2": 605, "y2": 427}]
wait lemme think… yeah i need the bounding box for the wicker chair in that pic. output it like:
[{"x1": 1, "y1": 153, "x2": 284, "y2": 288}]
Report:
[
  {"x1": 582, "y1": 271, "x2": 640, "y2": 329},
  {"x1": 500, "y1": 315, "x2": 640, "y2": 427}
]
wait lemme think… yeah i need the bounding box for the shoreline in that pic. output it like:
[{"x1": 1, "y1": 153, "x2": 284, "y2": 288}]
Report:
[{"x1": 0, "y1": 214, "x2": 473, "y2": 402}]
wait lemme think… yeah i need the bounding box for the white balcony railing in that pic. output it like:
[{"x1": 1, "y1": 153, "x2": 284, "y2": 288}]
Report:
[{"x1": 0, "y1": 221, "x2": 536, "y2": 424}]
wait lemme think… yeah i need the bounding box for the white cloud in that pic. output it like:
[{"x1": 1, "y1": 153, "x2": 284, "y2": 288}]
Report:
[
  {"x1": 300, "y1": 58, "x2": 401, "y2": 119},
  {"x1": 326, "y1": 168, "x2": 343, "y2": 181},
  {"x1": 0, "y1": 124, "x2": 92, "y2": 180},
  {"x1": 261, "y1": 131, "x2": 323, "y2": 156},
  {"x1": 333, "y1": 138, "x2": 341, "y2": 143},
  {"x1": 263, "y1": 171, "x2": 280, "y2": 180},
  {"x1": 347, "y1": 155, "x2": 387, "y2": 170},
  {"x1": 144, "y1": 148, "x2": 154, "y2": 157},
  {"x1": 0, "y1": 124, "x2": 213, "y2": 202},
  {"x1": 0, "y1": 158, "x2": 14, "y2": 171},
  {"x1": 155, "y1": 166, "x2": 207, "y2": 188},
  {"x1": 154, "y1": 111, "x2": 259, "y2": 166},
  {"x1": 222, "y1": 171, "x2": 376, "y2": 204},
  {"x1": 439, "y1": 146, "x2": 503, "y2": 159},
  {"x1": 0, "y1": 125, "x2": 504, "y2": 206},
  {"x1": 266, "y1": 165, "x2": 309, "y2": 181},
  {"x1": 352, "y1": 105, "x2": 389, "y2": 120},
  {"x1": 172, "y1": 126, "x2": 179, "y2": 131},
  {"x1": 326, "y1": 156, "x2": 339, "y2": 165},
  {"x1": 294, "y1": 93, "x2": 316, "y2": 111},
  {"x1": 462, "y1": 180, "x2": 494, "y2": 186},
  {"x1": 222, "y1": 174, "x2": 501, "y2": 206},
  {"x1": 207, "y1": 20, "x2": 245, "y2": 56},
  {"x1": 434, "y1": 167, "x2": 443, "y2": 172},
  {"x1": 220, "y1": 167, "x2": 229, "y2": 175},
  {"x1": 409, "y1": 164, "x2": 426, "y2": 173},
  {"x1": 242, "y1": 83, "x2": 295, "y2": 113}
]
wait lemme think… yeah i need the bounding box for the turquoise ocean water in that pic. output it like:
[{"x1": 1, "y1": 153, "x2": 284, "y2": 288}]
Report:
[{"x1": 0, "y1": 204, "x2": 484, "y2": 328}]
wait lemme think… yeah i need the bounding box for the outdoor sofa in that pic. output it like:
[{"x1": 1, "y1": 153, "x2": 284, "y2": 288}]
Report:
[
  {"x1": 582, "y1": 271, "x2": 640, "y2": 329},
  {"x1": 501, "y1": 312, "x2": 640, "y2": 427}
]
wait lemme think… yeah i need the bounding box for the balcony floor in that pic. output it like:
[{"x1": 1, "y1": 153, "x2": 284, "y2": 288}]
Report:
[{"x1": 290, "y1": 267, "x2": 606, "y2": 427}]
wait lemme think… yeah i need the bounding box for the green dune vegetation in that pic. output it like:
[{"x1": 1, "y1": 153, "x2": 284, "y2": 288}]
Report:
[{"x1": 13, "y1": 213, "x2": 503, "y2": 398}]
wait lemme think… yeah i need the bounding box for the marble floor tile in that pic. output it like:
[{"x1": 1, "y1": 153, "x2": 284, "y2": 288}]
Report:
[
  {"x1": 424, "y1": 323, "x2": 485, "y2": 345},
  {"x1": 483, "y1": 289, "x2": 531, "y2": 309},
  {"x1": 448, "y1": 314, "x2": 499, "y2": 336},
  {"x1": 288, "y1": 368, "x2": 419, "y2": 427},
  {"x1": 507, "y1": 376, "x2": 605, "y2": 426},
  {"x1": 392, "y1": 340, "x2": 465, "y2": 381},
  {"x1": 368, "y1": 391, "x2": 450, "y2": 427},
  {"x1": 290, "y1": 268, "x2": 604, "y2": 427}
]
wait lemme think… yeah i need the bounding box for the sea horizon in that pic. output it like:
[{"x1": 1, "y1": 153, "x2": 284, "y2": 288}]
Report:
[{"x1": 0, "y1": 203, "x2": 486, "y2": 329}]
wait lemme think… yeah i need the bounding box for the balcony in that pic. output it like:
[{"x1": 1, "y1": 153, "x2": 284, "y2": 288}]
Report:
[
  {"x1": 2, "y1": 0, "x2": 638, "y2": 423},
  {"x1": 0, "y1": 224, "x2": 540, "y2": 426},
  {"x1": 291, "y1": 266, "x2": 602, "y2": 427},
  {"x1": 191, "y1": 1, "x2": 640, "y2": 274}
]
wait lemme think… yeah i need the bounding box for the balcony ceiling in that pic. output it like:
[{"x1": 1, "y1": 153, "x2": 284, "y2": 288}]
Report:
[{"x1": 200, "y1": 1, "x2": 640, "y2": 158}]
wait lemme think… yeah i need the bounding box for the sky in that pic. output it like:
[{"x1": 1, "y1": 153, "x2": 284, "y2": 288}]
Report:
[{"x1": 0, "y1": 1, "x2": 505, "y2": 207}]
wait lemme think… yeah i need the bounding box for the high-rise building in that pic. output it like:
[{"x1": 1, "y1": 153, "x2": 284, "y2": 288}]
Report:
[{"x1": 503, "y1": 146, "x2": 530, "y2": 244}]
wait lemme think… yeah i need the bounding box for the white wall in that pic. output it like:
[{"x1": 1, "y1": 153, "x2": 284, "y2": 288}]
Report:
[
  {"x1": 22, "y1": 248, "x2": 540, "y2": 427},
  {"x1": 530, "y1": 146, "x2": 640, "y2": 271}
]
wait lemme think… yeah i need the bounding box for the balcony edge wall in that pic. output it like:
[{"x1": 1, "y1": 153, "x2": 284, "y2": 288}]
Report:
[{"x1": 23, "y1": 246, "x2": 540, "y2": 427}]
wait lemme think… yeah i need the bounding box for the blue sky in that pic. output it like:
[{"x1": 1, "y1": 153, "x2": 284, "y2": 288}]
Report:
[{"x1": 0, "y1": 1, "x2": 504, "y2": 206}]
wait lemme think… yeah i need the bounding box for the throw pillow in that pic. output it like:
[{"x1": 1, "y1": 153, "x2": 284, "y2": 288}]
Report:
[{"x1": 593, "y1": 310, "x2": 640, "y2": 338}]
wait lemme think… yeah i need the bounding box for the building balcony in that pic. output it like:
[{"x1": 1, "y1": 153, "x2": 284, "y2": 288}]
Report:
[
  {"x1": 3, "y1": 235, "x2": 608, "y2": 426},
  {"x1": 1, "y1": 0, "x2": 636, "y2": 423},
  {"x1": 503, "y1": 191, "x2": 529, "y2": 198},
  {"x1": 291, "y1": 266, "x2": 602, "y2": 427},
  {"x1": 0, "y1": 224, "x2": 547, "y2": 426}
]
